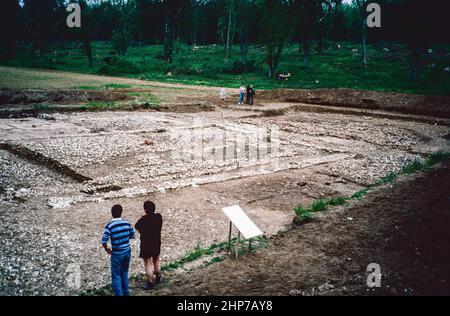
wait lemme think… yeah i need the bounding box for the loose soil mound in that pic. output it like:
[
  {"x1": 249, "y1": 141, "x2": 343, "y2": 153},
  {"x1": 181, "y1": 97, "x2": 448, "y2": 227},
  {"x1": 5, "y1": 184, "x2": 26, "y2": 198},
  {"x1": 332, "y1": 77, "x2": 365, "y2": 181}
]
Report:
[
  {"x1": 258, "y1": 88, "x2": 450, "y2": 118},
  {"x1": 0, "y1": 89, "x2": 129, "y2": 105}
]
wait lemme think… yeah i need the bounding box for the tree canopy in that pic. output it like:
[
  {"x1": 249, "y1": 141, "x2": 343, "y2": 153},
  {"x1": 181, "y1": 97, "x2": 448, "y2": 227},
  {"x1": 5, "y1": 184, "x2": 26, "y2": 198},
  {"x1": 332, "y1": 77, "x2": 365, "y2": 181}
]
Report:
[{"x1": 1, "y1": 0, "x2": 449, "y2": 79}]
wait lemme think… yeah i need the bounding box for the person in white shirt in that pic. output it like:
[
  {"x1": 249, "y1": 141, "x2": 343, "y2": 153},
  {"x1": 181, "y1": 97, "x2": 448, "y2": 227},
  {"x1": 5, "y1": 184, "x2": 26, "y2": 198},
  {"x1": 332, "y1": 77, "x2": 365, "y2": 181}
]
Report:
[
  {"x1": 238, "y1": 85, "x2": 246, "y2": 105},
  {"x1": 219, "y1": 87, "x2": 226, "y2": 101}
]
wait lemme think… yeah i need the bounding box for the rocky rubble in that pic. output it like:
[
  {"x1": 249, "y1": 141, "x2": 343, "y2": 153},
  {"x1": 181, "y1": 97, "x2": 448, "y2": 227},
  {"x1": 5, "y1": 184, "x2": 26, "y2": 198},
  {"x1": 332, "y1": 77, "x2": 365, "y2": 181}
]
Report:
[{"x1": 0, "y1": 107, "x2": 448, "y2": 295}]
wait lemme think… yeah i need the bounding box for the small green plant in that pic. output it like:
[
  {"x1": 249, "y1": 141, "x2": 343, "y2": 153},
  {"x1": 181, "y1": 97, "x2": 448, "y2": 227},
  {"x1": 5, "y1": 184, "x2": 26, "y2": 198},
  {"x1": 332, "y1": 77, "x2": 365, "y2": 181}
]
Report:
[
  {"x1": 327, "y1": 196, "x2": 347, "y2": 206},
  {"x1": 401, "y1": 159, "x2": 424, "y2": 175},
  {"x1": 294, "y1": 151, "x2": 450, "y2": 221},
  {"x1": 294, "y1": 206, "x2": 314, "y2": 220},
  {"x1": 184, "y1": 244, "x2": 207, "y2": 261},
  {"x1": 311, "y1": 199, "x2": 327, "y2": 212},
  {"x1": 160, "y1": 236, "x2": 267, "y2": 272},
  {"x1": 204, "y1": 256, "x2": 223, "y2": 267},
  {"x1": 376, "y1": 171, "x2": 397, "y2": 185},
  {"x1": 103, "y1": 83, "x2": 133, "y2": 89},
  {"x1": 294, "y1": 196, "x2": 347, "y2": 221},
  {"x1": 350, "y1": 188, "x2": 369, "y2": 200},
  {"x1": 425, "y1": 151, "x2": 450, "y2": 167},
  {"x1": 300, "y1": 211, "x2": 314, "y2": 220}
]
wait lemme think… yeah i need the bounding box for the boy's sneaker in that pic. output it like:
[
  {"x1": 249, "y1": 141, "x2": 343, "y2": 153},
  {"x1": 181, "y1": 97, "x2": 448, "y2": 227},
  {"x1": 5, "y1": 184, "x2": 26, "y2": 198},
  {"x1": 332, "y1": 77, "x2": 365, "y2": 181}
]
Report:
[{"x1": 143, "y1": 282, "x2": 154, "y2": 291}]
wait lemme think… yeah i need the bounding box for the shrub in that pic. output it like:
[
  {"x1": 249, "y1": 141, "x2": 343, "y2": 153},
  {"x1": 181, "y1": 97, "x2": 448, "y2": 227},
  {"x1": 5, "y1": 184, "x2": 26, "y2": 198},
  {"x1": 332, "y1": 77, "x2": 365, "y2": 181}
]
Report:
[
  {"x1": 111, "y1": 29, "x2": 132, "y2": 55},
  {"x1": 97, "y1": 59, "x2": 142, "y2": 76},
  {"x1": 222, "y1": 60, "x2": 257, "y2": 75},
  {"x1": 189, "y1": 63, "x2": 207, "y2": 75},
  {"x1": 163, "y1": 62, "x2": 219, "y2": 78},
  {"x1": 144, "y1": 38, "x2": 161, "y2": 45}
]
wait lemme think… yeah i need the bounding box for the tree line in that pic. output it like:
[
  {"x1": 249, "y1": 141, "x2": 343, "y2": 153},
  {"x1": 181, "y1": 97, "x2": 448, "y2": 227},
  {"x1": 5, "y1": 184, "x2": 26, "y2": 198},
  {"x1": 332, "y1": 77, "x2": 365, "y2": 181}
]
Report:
[{"x1": 1, "y1": 0, "x2": 449, "y2": 80}]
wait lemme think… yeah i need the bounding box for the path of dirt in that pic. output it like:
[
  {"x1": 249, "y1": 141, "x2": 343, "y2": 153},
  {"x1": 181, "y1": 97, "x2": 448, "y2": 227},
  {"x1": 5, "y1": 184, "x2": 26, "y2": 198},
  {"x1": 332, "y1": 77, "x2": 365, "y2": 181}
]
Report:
[
  {"x1": 142, "y1": 161, "x2": 450, "y2": 296},
  {"x1": 0, "y1": 66, "x2": 219, "y2": 92}
]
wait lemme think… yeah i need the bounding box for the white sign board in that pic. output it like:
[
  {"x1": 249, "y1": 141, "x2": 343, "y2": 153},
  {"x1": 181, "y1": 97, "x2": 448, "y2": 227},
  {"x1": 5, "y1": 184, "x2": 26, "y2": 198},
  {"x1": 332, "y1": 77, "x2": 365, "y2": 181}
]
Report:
[{"x1": 222, "y1": 205, "x2": 263, "y2": 239}]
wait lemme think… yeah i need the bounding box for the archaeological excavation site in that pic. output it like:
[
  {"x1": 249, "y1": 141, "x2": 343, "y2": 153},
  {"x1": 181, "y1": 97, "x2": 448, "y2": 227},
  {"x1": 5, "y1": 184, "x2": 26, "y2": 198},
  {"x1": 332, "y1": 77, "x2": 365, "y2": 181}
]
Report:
[
  {"x1": 3, "y1": 0, "x2": 450, "y2": 303},
  {"x1": 1, "y1": 66, "x2": 449, "y2": 297}
]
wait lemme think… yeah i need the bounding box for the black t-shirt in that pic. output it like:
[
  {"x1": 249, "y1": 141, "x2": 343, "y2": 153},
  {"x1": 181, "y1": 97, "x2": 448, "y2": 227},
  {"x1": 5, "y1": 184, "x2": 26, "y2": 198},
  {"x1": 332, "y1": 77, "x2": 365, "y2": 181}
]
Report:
[{"x1": 135, "y1": 213, "x2": 163, "y2": 247}]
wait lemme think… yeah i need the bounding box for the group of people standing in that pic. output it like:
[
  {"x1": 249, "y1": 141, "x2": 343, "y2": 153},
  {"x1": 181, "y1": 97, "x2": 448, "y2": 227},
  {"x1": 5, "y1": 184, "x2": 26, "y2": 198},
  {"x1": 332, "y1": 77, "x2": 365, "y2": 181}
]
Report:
[
  {"x1": 101, "y1": 201, "x2": 163, "y2": 296},
  {"x1": 219, "y1": 85, "x2": 256, "y2": 105},
  {"x1": 239, "y1": 84, "x2": 256, "y2": 105}
]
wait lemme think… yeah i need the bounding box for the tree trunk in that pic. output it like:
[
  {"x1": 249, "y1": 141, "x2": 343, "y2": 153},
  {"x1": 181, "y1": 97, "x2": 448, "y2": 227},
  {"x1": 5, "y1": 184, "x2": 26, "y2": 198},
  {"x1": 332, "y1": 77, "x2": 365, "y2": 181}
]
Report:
[
  {"x1": 361, "y1": 18, "x2": 368, "y2": 66},
  {"x1": 409, "y1": 45, "x2": 420, "y2": 81},
  {"x1": 267, "y1": 44, "x2": 273, "y2": 77},
  {"x1": 269, "y1": 65, "x2": 275, "y2": 78},
  {"x1": 303, "y1": 41, "x2": 310, "y2": 69},
  {"x1": 267, "y1": 45, "x2": 283, "y2": 78},
  {"x1": 332, "y1": 1, "x2": 340, "y2": 41},
  {"x1": 2, "y1": 39, "x2": 17, "y2": 60},
  {"x1": 239, "y1": 32, "x2": 248, "y2": 68},
  {"x1": 316, "y1": 38, "x2": 323, "y2": 54},
  {"x1": 225, "y1": 9, "x2": 232, "y2": 63},
  {"x1": 164, "y1": 19, "x2": 174, "y2": 63},
  {"x1": 84, "y1": 40, "x2": 94, "y2": 68},
  {"x1": 138, "y1": 30, "x2": 143, "y2": 47}
]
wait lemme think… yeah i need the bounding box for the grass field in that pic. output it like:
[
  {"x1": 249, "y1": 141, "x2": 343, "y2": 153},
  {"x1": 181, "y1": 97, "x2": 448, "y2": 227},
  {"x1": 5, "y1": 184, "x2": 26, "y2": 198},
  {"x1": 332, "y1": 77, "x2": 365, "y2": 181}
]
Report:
[{"x1": 1, "y1": 41, "x2": 450, "y2": 95}]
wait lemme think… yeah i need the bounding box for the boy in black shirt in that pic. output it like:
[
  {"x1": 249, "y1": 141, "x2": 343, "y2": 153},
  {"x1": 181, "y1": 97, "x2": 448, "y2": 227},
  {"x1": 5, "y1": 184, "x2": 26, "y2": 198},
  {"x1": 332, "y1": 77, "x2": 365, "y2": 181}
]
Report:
[{"x1": 135, "y1": 201, "x2": 163, "y2": 290}]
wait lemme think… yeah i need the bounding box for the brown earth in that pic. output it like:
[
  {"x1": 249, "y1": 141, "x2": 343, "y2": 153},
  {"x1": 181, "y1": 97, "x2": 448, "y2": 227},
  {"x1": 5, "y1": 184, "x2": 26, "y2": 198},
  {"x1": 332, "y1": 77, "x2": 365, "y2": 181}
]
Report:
[
  {"x1": 140, "y1": 161, "x2": 450, "y2": 296},
  {"x1": 2, "y1": 66, "x2": 450, "y2": 119},
  {"x1": 0, "y1": 66, "x2": 449, "y2": 296},
  {"x1": 0, "y1": 88, "x2": 129, "y2": 105},
  {"x1": 258, "y1": 88, "x2": 450, "y2": 119}
]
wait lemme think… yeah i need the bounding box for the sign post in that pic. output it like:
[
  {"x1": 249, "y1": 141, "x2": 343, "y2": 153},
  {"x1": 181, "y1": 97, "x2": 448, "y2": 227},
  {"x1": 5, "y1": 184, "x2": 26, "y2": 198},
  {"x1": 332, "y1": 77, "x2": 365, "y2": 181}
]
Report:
[{"x1": 222, "y1": 205, "x2": 263, "y2": 258}]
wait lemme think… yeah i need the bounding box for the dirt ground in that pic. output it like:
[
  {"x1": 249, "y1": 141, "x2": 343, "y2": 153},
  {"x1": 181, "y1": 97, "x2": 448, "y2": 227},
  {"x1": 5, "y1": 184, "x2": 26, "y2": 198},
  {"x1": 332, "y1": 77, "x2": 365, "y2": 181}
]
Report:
[
  {"x1": 0, "y1": 67, "x2": 449, "y2": 296},
  {"x1": 258, "y1": 88, "x2": 450, "y2": 119},
  {"x1": 147, "y1": 161, "x2": 450, "y2": 296},
  {"x1": 0, "y1": 89, "x2": 130, "y2": 105}
]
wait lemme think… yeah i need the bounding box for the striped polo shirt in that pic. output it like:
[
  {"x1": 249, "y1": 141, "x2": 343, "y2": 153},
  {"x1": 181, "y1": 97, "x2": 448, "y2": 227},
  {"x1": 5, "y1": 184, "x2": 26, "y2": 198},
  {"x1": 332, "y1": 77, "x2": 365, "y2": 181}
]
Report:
[{"x1": 102, "y1": 218, "x2": 135, "y2": 254}]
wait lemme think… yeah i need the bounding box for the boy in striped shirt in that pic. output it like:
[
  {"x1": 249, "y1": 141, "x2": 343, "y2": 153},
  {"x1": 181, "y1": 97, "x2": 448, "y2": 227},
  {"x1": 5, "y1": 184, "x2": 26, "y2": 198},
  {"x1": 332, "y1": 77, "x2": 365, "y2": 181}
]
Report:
[{"x1": 102, "y1": 204, "x2": 135, "y2": 296}]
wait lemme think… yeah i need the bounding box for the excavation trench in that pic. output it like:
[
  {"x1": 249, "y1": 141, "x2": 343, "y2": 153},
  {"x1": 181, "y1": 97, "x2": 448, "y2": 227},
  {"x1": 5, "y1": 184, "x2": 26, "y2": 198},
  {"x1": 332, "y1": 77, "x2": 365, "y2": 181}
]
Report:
[
  {"x1": 0, "y1": 143, "x2": 127, "y2": 195},
  {"x1": 258, "y1": 88, "x2": 450, "y2": 119},
  {"x1": 0, "y1": 89, "x2": 130, "y2": 105},
  {"x1": 0, "y1": 142, "x2": 92, "y2": 183}
]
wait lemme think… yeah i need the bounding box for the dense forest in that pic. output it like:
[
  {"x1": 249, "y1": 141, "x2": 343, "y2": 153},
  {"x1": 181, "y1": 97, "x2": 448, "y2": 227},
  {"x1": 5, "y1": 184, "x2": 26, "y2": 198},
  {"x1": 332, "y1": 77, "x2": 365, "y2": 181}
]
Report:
[{"x1": 0, "y1": 0, "x2": 449, "y2": 92}]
